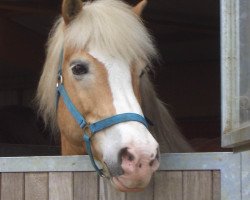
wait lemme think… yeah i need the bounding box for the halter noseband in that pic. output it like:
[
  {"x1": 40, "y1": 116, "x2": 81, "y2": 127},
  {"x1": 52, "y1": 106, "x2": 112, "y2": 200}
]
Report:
[{"x1": 56, "y1": 49, "x2": 148, "y2": 177}]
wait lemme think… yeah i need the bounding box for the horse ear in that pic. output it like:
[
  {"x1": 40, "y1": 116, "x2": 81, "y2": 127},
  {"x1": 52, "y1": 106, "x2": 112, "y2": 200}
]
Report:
[
  {"x1": 62, "y1": 0, "x2": 83, "y2": 24},
  {"x1": 132, "y1": 0, "x2": 147, "y2": 16}
]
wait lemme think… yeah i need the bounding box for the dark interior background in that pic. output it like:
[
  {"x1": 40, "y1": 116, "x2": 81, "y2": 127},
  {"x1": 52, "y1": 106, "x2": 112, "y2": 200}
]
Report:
[{"x1": 0, "y1": 0, "x2": 222, "y2": 156}]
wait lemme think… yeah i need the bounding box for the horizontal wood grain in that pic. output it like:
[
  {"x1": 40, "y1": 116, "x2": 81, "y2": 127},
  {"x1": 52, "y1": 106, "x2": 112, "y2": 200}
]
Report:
[{"x1": 0, "y1": 170, "x2": 220, "y2": 200}]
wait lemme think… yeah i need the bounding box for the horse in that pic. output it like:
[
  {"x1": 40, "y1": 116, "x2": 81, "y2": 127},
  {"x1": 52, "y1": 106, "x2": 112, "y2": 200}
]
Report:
[{"x1": 36, "y1": 0, "x2": 192, "y2": 192}]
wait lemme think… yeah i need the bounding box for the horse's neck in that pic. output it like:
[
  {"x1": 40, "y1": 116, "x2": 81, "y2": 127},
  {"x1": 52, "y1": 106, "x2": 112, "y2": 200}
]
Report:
[
  {"x1": 141, "y1": 76, "x2": 193, "y2": 153},
  {"x1": 61, "y1": 134, "x2": 86, "y2": 155}
]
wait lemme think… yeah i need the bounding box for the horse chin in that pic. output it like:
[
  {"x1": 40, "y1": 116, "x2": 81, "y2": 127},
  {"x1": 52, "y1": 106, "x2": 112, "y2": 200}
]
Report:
[{"x1": 111, "y1": 177, "x2": 145, "y2": 192}]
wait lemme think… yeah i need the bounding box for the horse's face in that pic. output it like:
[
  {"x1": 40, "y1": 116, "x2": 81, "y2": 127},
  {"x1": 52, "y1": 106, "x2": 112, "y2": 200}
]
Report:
[
  {"x1": 53, "y1": 0, "x2": 159, "y2": 191},
  {"x1": 58, "y1": 47, "x2": 160, "y2": 191}
]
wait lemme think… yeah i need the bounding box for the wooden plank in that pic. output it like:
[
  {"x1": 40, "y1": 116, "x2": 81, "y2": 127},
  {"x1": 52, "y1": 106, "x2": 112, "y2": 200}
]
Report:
[
  {"x1": 183, "y1": 171, "x2": 212, "y2": 200},
  {"x1": 154, "y1": 171, "x2": 182, "y2": 200},
  {"x1": 73, "y1": 172, "x2": 98, "y2": 200},
  {"x1": 25, "y1": 173, "x2": 48, "y2": 200},
  {"x1": 242, "y1": 150, "x2": 250, "y2": 200},
  {"x1": 212, "y1": 171, "x2": 220, "y2": 200},
  {"x1": 0, "y1": 153, "x2": 232, "y2": 172},
  {"x1": 99, "y1": 177, "x2": 126, "y2": 200},
  {"x1": 126, "y1": 175, "x2": 154, "y2": 200},
  {"x1": 49, "y1": 172, "x2": 73, "y2": 200},
  {"x1": 1, "y1": 173, "x2": 24, "y2": 200}
]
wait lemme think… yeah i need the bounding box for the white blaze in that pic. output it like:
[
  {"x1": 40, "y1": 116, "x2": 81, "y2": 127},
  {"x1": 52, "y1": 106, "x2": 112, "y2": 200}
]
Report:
[
  {"x1": 89, "y1": 50, "x2": 158, "y2": 166},
  {"x1": 90, "y1": 50, "x2": 142, "y2": 115}
]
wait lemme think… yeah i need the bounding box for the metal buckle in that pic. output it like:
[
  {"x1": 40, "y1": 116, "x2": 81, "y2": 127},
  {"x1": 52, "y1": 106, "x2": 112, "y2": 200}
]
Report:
[
  {"x1": 56, "y1": 74, "x2": 63, "y2": 88},
  {"x1": 100, "y1": 162, "x2": 111, "y2": 178}
]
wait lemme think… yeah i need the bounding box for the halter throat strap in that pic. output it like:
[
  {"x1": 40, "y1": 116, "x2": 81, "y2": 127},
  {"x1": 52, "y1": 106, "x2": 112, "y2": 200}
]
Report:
[{"x1": 56, "y1": 50, "x2": 148, "y2": 177}]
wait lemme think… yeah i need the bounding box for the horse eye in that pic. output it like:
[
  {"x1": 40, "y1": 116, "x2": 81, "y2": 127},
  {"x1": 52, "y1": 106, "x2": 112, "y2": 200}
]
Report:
[
  {"x1": 139, "y1": 70, "x2": 145, "y2": 78},
  {"x1": 71, "y1": 62, "x2": 89, "y2": 76},
  {"x1": 140, "y1": 66, "x2": 151, "y2": 78}
]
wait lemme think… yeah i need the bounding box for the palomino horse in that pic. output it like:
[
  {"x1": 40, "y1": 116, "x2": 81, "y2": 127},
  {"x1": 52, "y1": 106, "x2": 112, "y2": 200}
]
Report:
[{"x1": 36, "y1": 0, "x2": 192, "y2": 192}]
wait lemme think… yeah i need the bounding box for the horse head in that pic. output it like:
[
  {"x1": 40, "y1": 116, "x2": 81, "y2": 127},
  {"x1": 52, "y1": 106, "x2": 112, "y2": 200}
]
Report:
[{"x1": 37, "y1": 0, "x2": 160, "y2": 192}]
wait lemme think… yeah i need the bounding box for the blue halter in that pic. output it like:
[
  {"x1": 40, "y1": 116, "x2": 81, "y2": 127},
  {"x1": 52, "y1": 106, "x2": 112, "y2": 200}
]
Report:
[{"x1": 56, "y1": 49, "x2": 148, "y2": 177}]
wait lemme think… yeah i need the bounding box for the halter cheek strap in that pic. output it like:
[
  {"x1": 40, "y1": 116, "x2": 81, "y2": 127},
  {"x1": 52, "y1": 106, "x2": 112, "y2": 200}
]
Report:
[{"x1": 56, "y1": 50, "x2": 149, "y2": 177}]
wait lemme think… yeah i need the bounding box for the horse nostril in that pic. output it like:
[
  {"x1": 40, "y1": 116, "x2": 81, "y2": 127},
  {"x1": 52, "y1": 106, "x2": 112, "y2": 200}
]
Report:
[
  {"x1": 156, "y1": 148, "x2": 160, "y2": 161},
  {"x1": 119, "y1": 147, "x2": 135, "y2": 162},
  {"x1": 127, "y1": 152, "x2": 134, "y2": 161},
  {"x1": 149, "y1": 160, "x2": 154, "y2": 167},
  {"x1": 149, "y1": 149, "x2": 160, "y2": 167}
]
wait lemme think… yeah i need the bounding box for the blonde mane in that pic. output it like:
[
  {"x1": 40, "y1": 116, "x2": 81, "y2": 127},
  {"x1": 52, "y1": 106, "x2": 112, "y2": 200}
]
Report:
[{"x1": 36, "y1": 0, "x2": 192, "y2": 152}]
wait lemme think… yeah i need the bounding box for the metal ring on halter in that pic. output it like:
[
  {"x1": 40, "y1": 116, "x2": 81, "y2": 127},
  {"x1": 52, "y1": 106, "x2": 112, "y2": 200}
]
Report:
[
  {"x1": 83, "y1": 123, "x2": 93, "y2": 138},
  {"x1": 56, "y1": 74, "x2": 63, "y2": 88}
]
